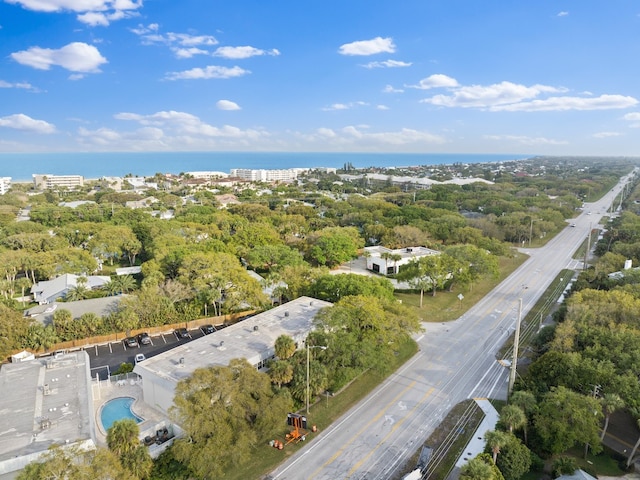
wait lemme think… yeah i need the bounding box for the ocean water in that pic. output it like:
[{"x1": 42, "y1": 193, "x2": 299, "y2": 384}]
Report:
[{"x1": 0, "y1": 152, "x2": 531, "y2": 181}]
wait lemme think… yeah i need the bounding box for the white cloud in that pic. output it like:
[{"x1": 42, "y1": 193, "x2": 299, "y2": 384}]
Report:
[
  {"x1": 415, "y1": 76, "x2": 638, "y2": 112},
  {"x1": 78, "y1": 126, "x2": 121, "y2": 144},
  {"x1": 0, "y1": 113, "x2": 56, "y2": 133},
  {"x1": 557, "y1": 11, "x2": 569, "y2": 17},
  {"x1": 213, "y1": 46, "x2": 280, "y2": 59},
  {"x1": 132, "y1": 25, "x2": 219, "y2": 56},
  {"x1": 376, "y1": 105, "x2": 389, "y2": 110},
  {"x1": 421, "y1": 80, "x2": 564, "y2": 108},
  {"x1": 164, "y1": 65, "x2": 250, "y2": 81},
  {"x1": 383, "y1": 84, "x2": 404, "y2": 93},
  {"x1": 11, "y1": 42, "x2": 107, "y2": 73},
  {"x1": 490, "y1": 94, "x2": 638, "y2": 112},
  {"x1": 113, "y1": 110, "x2": 265, "y2": 139},
  {"x1": 76, "y1": 108, "x2": 277, "y2": 150},
  {"x1": 361, "y1": 59, "x2": 412, "y2": 69},
  {"x1": 623, "y1": 112, "x2": 640, "y2": 128},
  {"x1": 77, "y1": 11, "x2": 109, "y2": 26},
  {"x1": 6, "y1": 0, "x2": 142, "y2": 26},
  {"x1": 217, "y1": 100, "x2": 241, "y2": 111},
  {"x1": 322, "y1": 101, "x2": 368, "y2": 111},
  {"x1": 323, "y1": 103, "x2": 349, "y2": 111},
  {"x1": 172, "y1": 47, "x2": 209, "y2": 59},
  {"x1": 592, "y1": 131, "x2": 622, "y2": 138},
  {"x1": 166, "y1": 32, "x2": 218, "y2": 47},
  {"x1": 338, "y1": 36, "x2": 395, "y2": 56},
  {"x1": 301, "y1": 125, "x2": 445, "y2": 147},
  {"x1": 483, "y1": 134, "x2": 568, "y2": 146},
  {"x1": 6, "y1": 0, "x2": 119, "y2": 12},
  {"x1": 409, "y1": 74, "x2": 459, "y2": 90},
  {"x1": 0, "y1": 80, "x2": 38, "y2": 91}
]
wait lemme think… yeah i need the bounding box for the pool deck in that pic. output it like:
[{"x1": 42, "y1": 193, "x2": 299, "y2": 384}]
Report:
[{"x1": 92, "y1": 378, "x2": 171, "y2": 446}]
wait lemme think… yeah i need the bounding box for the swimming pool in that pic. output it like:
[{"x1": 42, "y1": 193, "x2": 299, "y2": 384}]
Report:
[{"x1": 100, "y1": 397, "x2": 143, "y2": 432}]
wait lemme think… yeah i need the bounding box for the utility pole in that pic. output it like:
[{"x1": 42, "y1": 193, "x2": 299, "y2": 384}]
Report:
[
  {"x1": 583, "y1": 222, "x2": 592, "y2": 270},
  {"x1": 508, "y1": 298, "x2": 522, "y2": 397}
]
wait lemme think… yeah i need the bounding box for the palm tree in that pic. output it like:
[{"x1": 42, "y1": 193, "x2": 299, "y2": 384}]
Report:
[
  {"x1": 112, "y1": 275, "x2": 137, "y2": 294},
  {"x1": 389, "y1": 253, "x2": 402, "y2": 274},
  {"x1": 600, "y1": 393, "x2": 624, "y2": 441},
  {"x1": 460, "y1": 456, "x2": 495, "y2": 480},
  {"x1": 268, "y1": 359, "x2": 294, "y2": 388},
  {"x1": 104, "y1": 279, "x2": 121, "y2": 296},
  {"x1": 510, "y1": 390, "x2": 537, "y2": 444},
  {"x1": 274, "y1": 334, "x2": 296, "y2": 359},
  {"x1": 500, "y1": 404, "x2": 526, "y2": 434},
  {"x1": 106, "y1": 419, "x2": 139, "y2": 459},
  {"x1": 484, "y1": 430, "x2": 509, "y2": 464},
  {"x1": 122, "y1": 445, "x2": 153, "y2": 479},
  {"x1": 66, "y1": 284, "x2": 88, "y2": 301}
]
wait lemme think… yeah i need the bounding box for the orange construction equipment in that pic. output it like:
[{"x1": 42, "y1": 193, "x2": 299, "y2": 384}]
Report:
[{"x1": 285, "y1": 413, "x2": 308, "y2": 445}]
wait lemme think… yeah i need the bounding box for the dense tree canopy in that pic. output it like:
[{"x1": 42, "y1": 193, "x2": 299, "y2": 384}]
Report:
[{"x1": 170, "y1": 359, "x2": 292, "y2": 479}]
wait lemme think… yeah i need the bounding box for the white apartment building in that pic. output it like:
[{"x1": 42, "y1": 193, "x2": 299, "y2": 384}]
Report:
[
  {"x1": 0, "y1": 177, "x2": 11, "y2": 195},
  {"x1": 230, "y1": 168, "x2": 306, "y2": 182},
  {"x1": 32, "y1": 174, "x2": 84, "y2": 190},
  {"x1": 185, "y1": 171, "x2": 229, "y2": 180}
]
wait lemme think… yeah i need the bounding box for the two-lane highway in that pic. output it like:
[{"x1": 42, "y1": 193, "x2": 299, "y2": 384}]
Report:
[{"x1": 269, "y1": 173, "x2": 634, "y2": 480}]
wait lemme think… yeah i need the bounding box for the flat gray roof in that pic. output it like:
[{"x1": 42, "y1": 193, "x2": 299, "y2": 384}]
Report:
[
  {"x1": 24, "y1": 296, "x2": 123, "y2": 326},
  {"x1": 134, "y1": 296, "x2": 332, "y2": 383},
  {"x1": 0, "y1": 351, "x2": 95, "y2": 475}
]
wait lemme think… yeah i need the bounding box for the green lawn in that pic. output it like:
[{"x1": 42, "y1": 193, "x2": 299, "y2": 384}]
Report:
[{"x1": 395, "y1": 253, "x2": 528, "y2": 323}]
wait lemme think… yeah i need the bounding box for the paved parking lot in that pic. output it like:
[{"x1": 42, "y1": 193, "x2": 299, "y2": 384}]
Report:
[{"x1": 86, "y1": 325, "x2": 221, "y2": 380}]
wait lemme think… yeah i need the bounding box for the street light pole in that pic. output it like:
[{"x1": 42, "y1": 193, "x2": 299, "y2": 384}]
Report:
[
  {"x1": 306, "y1": 343, "x2": 327, "y2": 414},
  {"x1": 529, "y1": 218, "x2": 540, "y2": 247},
  {"x1": 508, "y1": 298, "x2": 523, "y2": 397}
]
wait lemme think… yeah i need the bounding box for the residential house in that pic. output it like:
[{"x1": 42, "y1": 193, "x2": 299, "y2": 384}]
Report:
[{"x1": 30, "y1": 274, "x2": 111, "y2": 304}]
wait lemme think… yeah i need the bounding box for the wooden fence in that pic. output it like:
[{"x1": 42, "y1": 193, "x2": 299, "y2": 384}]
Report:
[{"x1": 11, "y1": 310, "x2": 256, "y2": 357}]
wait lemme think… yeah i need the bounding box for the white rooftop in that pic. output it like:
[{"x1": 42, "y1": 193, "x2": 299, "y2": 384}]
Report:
[
  {"x1": 134, "y1": 296, "x2": 332, "y2": 383},
  {"x1": 0, "y1": 351, "x2": 95, "y2": 476}
]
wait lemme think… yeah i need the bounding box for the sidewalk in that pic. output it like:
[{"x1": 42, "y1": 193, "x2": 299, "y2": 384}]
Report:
[{"x1": 447, "y1": 398, "x2": 500, "y2": 480}]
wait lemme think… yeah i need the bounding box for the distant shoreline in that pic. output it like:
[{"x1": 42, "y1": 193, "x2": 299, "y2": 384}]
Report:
[{"x1": 0, "y1": 151, "x2": 534, "y2": 183}]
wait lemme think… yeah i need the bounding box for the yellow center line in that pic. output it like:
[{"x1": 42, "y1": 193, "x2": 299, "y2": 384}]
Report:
[
  {"x1": 307, "y1": 379, "x2": 418, "y2": 480},
  {"x1": 346, "y1": 387, "x2": 435, "y2": 478}
]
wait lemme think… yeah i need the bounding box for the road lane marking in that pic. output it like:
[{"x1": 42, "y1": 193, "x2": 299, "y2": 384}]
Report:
[
  {"x1": 346, "y1": 387, "x2": 435, "y2": 478},
  {"x1": 308, "y1": 380, "x2": 418, "y2": 479}
]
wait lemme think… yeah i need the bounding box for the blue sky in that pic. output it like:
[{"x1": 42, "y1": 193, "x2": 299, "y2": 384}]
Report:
[{"x1": 1, "y1": 1, "x2": 639, "y2": 155}]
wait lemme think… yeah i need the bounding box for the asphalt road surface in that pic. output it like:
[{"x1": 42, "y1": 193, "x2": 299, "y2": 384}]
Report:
[{"x1": 269, "y1": 172, "x2": 635, "y2": 480}]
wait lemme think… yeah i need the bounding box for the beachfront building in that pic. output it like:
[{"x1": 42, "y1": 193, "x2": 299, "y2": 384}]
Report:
[
  {"x1": 0, "y1": 351, "x2": 96, "y2": 477},
  {"x1": 33, "y1": 174, "x2": 84, "y2": 191},
  {"x1": 230, "y1": 168, "x2": 306, "y2": 183},
  {"x1": 133, "y1": 296, "x2": 332, "y2": 414},
  {"x1": 185, "y1": 171, "x2": 229, "y2": 180},
  {"x1": 364, "y1": 246, "x2": 441, "y2": 276},
  {"x1": 0, "y1": 177, "x2": 11, "y2": 194}
]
